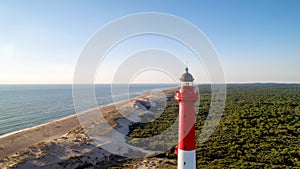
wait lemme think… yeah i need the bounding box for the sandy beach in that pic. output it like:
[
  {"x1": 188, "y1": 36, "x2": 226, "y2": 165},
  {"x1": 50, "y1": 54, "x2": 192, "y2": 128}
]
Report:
[{"x1": 0, "y1": 89, "x2": 177, "y2": 169}]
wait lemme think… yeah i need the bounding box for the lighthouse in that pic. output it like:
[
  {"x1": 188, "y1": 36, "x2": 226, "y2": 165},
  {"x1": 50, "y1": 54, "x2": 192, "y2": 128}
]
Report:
[{"x1": 175, "y1": 67, "x2": 198, "y2": 169}]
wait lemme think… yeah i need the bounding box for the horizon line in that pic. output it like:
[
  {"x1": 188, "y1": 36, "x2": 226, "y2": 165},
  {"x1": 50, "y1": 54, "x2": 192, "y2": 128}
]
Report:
[{"x1": 1, "y1": 82, "x2": 300, "y2": 85}]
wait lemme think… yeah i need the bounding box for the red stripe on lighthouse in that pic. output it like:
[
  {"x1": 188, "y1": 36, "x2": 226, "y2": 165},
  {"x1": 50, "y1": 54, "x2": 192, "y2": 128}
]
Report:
[{"x1": 175, "y1": 86, "x2": 198, "y2": 151}]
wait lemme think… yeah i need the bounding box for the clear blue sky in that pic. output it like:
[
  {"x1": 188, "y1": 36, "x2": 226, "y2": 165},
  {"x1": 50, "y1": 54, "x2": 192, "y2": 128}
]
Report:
[{"x1": 0, "y1": 0, "x2": 299, "y2": 84}]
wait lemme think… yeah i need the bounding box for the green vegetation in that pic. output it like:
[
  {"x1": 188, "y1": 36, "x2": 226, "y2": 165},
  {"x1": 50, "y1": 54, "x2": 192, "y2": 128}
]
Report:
[
  {"x1": 196, "y1": 84, "x2": 300, "y2": 168},
  {"x1": 119, "y1": 84, "x2": 300, "y2": 168}
]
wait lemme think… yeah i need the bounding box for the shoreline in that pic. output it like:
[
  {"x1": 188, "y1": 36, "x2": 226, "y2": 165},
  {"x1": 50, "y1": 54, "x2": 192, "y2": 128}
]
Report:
[
  {"x1": 0, "y1": 113, "x2": 79, "y2": 139},
  {"x1": 0, "y1": 88, "x2": 177, "y2": 168},
  {"x1": 0, "y1": 99, "x2": 132, "y2": 159},
  {"x1": 0, "y1": 112, "x2": 81, "y2": 159},
  {"x1": 0, "y1": 89, "x2": 176, "y2": 160},
  {"x1": 0, "y1": 92, "x2": 150, "y2": 139}
]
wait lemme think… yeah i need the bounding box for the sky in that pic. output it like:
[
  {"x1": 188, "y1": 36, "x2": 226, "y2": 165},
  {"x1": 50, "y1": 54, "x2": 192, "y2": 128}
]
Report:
[{"x1": 0, "y1": 0, "x2": 299, "y2": 84}]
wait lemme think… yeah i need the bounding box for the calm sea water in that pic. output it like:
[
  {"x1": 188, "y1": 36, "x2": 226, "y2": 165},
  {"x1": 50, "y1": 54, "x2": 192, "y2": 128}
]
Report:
[{"x1": 0, "y1": 84, "x2": 177, "y2": 136}]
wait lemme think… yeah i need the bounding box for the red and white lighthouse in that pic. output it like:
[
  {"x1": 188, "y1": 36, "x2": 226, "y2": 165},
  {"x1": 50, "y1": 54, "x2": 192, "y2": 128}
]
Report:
[{"x1": 175, "y1": 67, "x2": 198, "y2": 169}]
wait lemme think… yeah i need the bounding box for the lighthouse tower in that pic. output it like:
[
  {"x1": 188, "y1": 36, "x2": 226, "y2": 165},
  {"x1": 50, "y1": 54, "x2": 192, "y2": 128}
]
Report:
[{"x1": 175, "y1": 67, "x2": 198, "y2": 169}]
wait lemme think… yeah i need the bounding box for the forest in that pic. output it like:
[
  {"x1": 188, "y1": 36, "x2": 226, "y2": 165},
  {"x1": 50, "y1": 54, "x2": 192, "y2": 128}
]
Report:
[{"x1": 111, "y1": 84, "x2": 300, "y2": 168}]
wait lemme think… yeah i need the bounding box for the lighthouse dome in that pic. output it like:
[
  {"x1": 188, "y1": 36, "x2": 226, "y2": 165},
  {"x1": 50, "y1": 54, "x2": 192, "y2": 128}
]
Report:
[{"x1": 180, "y1": 67, "x2": 194, "y2": 82}]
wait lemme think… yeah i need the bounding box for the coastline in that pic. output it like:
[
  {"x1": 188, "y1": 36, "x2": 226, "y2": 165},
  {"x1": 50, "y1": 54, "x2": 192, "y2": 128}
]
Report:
[
  {"x1": 0, "y1": 88, "x2": 177, "y2": 168},
  {"x1": 0, "y1": 112, "x2": 80, "y2": 159},
  {"x1": 0, "y1": 113, "x2": 79, "y2": 140}
]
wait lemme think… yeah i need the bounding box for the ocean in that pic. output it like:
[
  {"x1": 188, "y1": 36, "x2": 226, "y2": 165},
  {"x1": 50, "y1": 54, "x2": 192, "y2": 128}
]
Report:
[{"x1": 0, "y1": 84, "x2": 177, "y2": 136}]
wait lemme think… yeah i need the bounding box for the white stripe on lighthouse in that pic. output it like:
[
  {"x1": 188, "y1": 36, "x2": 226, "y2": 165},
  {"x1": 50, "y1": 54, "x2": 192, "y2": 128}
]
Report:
[{"x1": 177, "y1": 149, "x2": 196, "y2": 169}]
